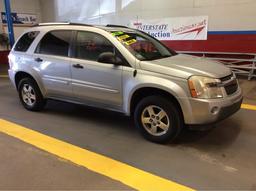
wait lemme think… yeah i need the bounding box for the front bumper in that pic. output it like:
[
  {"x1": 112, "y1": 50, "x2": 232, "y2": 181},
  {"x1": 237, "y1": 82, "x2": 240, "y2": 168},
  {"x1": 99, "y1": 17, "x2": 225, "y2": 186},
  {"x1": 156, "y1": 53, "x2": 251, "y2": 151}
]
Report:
[{"x1": 182, "y1": 87, "x2": 243, "y2": 125}]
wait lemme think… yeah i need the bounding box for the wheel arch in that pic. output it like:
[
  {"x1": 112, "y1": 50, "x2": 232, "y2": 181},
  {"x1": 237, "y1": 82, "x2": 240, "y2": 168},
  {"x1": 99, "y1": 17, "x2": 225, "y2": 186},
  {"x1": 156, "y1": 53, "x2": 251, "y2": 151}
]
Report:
[
  {"x1": 129, "y1": 87, "x2": 184, "y2": 121},
  {"x1": 14, "y1": 71, "x2": 46, "y2": 96}
]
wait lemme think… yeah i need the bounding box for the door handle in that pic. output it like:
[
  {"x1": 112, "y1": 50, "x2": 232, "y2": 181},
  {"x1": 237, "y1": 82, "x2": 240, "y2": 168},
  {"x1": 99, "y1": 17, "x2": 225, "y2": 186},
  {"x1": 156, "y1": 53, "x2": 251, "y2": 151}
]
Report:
[
  {"x1": 72, "y1": 64, "x2": 84, "y2": 69},
  {"x1": 35, "y1": 57, "x2": 43, "y2": 62}
]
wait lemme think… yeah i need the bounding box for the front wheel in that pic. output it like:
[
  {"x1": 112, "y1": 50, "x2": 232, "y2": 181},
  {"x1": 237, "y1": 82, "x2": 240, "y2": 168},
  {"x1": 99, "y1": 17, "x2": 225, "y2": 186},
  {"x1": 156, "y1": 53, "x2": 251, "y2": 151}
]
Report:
[
  {"x1": 134, "y1": 96, "x2": 183, "y2": 143},
  {"x1": 18, "y1": 78, "x2": 46, "y2": 111}
]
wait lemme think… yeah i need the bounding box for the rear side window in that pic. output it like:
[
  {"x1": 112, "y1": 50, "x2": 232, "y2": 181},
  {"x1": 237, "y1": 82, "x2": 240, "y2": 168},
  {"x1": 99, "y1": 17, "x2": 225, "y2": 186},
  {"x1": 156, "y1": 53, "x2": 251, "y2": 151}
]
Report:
[
  {"x1": 36, "y1": 31, "x2": 71, "y2": 57},
  {"x1": 14, "y1": 31, "x2": 39, "y2": 52}
]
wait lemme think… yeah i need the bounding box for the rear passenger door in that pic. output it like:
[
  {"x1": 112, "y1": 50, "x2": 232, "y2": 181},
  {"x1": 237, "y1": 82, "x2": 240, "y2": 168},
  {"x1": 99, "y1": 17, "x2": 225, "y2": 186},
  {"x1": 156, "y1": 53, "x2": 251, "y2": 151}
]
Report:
[
  {"x1": 70, "y1": 31, "x2": 123, "y2": 107},
  {"x1": 34, "y1": 30, "x2": 73, "y2": 98}
]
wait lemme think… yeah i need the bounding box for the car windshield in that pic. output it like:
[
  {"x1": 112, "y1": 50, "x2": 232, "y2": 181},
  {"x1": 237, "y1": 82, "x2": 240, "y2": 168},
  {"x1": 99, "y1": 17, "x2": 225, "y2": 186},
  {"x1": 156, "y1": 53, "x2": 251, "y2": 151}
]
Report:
[{"x1": 110, "y1": 30, "x2": 177, "y2": 61}]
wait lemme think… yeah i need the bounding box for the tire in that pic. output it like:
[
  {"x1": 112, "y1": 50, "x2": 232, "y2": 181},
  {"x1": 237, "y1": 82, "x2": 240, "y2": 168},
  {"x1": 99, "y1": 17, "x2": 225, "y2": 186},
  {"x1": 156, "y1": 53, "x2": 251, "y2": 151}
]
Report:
[
  {"x1": 18, "y1": 78, "x2": 46, "y2": 111},
  {"x1": 134, "y1": 96, "x2": 183, "y2": 144}
]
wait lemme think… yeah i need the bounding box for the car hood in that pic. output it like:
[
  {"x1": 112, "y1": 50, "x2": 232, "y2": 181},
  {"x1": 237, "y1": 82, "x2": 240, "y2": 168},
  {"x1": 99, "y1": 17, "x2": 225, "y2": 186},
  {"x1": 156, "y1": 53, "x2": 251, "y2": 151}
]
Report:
[{"x1": 139, "y1": 54, "x2": 232, "y2": 79}]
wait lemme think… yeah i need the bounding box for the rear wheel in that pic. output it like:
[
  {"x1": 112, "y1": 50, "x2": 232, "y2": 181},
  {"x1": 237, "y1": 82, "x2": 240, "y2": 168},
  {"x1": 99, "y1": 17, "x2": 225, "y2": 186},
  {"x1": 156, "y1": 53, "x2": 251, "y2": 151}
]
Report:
[
  {"x1": 18, "y1": 78, "x2": 46, "y2": 111},
  {"x1": 134, "y1": 96, "x2": 183, "y2": 143}
]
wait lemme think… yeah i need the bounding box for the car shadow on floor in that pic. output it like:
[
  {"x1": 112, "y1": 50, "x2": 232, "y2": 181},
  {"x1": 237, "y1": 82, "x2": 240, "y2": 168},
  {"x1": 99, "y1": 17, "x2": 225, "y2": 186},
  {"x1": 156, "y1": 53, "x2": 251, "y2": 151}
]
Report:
[
  {"x1": 175, "y1": 119, "x2": 241, "y2": 148},
  {"x1": 44, "y1": 99, "x2": 134, "y2": 133},
  {"x1": 44, "y1": 99, "x2": 242, "y2": 148}
]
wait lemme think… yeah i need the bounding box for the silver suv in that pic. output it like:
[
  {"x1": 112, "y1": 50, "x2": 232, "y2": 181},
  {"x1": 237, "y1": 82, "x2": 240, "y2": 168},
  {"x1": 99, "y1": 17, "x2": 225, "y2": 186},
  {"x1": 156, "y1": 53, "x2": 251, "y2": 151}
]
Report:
[{"x1": 8, "y1": 23, "x2": 243, "y2": 143}]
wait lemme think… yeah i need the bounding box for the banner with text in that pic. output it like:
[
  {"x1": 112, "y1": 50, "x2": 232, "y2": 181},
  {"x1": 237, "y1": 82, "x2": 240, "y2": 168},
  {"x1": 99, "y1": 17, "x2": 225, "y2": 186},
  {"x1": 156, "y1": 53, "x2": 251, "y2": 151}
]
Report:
[
  {"x1": 130, "y1": 16, "x2": 208, "y2": 40},
  {"x1": 1, "y1": 12, "x2": 37, "y2": 25}
]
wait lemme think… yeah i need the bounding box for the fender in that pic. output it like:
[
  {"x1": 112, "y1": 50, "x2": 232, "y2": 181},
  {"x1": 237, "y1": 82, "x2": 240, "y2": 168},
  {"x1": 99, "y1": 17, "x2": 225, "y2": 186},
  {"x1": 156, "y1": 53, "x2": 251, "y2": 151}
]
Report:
[
  {"x1": 122, "y1": 70, "x2": 193, "y2": 121},
  {"x1": 14, "y1": 67, "x2": 47, "y2": 97}
]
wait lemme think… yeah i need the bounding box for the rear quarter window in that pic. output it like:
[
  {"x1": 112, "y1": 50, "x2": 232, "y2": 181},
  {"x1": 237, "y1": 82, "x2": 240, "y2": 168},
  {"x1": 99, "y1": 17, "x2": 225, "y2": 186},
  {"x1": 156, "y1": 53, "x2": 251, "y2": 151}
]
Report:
[
  {"x1": 14, "y1": 31, "x2": 39, "y2": 52},
  {"x1": 35, "y1": 30, "x2": 71, "y2": 57}
]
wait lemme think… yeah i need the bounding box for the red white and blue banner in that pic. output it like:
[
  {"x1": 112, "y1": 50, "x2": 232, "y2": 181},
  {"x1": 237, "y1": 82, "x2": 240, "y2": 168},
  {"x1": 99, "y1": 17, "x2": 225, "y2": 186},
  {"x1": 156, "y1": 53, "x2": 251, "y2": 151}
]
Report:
[
  {"x1": 130, "y1": 16, "x2": 208, "y2": 41},
  {"x1": 1, "y1": 12, "x2": 37, "y2": 25}
]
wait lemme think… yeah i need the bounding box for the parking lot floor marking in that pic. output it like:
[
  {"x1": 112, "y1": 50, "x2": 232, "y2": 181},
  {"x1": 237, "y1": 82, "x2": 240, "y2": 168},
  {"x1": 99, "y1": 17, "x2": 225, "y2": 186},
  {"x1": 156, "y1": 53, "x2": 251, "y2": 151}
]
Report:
[
  {"x1": 0, "y1": 119, "x2": 194, "y2": 191},
  {"x1": 0, "y1": 75, "x2": 8, "y2": 78},
  {"x1": 241, "y1": 104, "x2": 256, "y2": 111}
]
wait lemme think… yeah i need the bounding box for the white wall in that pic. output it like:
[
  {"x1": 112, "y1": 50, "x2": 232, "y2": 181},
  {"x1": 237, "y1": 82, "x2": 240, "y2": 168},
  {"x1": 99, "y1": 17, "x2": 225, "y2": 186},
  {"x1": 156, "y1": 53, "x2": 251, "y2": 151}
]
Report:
[
  {"x1": 40, "y1": 0, "x2": 256, "y2": 31},
  {"x1": 0, "y1": 0, "x2": 41, "y2": 40}
]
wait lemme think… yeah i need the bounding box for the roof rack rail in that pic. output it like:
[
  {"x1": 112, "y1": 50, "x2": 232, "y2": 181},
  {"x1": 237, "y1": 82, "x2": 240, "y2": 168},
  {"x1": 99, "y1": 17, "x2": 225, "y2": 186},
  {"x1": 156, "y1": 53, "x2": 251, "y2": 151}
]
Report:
[
  {"x1": 38, "y1": 22, "x2": 70, "y2": 26},
  {"x1": 33, "y1": 23, "x2": 129, "y2": 28},
  {"x1": 105, "y1": 24, "x2": 129, "y2": 28},
  {"x1": 69, "y1": 22, "x2": 93, "y2": 27},
  {"x1": 33, "y1": 22, "x2": 93, "y2": 27}
]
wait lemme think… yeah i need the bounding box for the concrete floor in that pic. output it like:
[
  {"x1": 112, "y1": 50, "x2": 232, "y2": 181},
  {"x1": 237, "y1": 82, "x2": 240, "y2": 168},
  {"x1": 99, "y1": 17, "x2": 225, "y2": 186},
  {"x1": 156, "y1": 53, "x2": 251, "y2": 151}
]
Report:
[
  {"x1": 0, "y1": 133, "x2": 131, "y2": 190},
  {"x1": 0, "y1": 74, "x2": 256, "y2": 190}
]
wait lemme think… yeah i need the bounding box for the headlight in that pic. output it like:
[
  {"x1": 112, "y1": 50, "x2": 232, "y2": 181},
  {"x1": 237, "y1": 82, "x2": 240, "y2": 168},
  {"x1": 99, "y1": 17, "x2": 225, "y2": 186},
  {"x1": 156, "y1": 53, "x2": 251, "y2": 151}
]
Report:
[{"x1": 188, "y1": 76, "x2": 224, "y2": 99}]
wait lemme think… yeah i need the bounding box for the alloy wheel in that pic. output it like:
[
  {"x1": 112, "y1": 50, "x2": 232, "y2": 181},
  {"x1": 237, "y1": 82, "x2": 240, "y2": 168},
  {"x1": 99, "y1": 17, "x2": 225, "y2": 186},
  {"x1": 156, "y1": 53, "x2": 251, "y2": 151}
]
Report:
[{"x1": 141, "y1": 105, "x2": 170, "y2": 136}]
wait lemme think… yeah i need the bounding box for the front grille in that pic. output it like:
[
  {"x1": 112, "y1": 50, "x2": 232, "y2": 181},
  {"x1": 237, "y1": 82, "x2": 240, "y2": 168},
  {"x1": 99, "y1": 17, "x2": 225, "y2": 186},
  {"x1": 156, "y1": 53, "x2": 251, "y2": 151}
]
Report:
[
  {"x1": 220, "y1": 74, "x2": 233, "y2": 82},
  {"x1": 220, "y1": 74, "x2": 238, "y2": 95},
  {"x1": 224, "y1": 82, "x2": 238, "y2": 95}
]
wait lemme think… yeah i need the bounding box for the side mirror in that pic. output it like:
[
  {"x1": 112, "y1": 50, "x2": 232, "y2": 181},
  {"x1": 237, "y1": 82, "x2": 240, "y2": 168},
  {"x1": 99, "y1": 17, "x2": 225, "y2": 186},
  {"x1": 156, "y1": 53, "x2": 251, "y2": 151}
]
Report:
[{"x1": 97, "y1": 52, "x2": 122, "y2": 65}]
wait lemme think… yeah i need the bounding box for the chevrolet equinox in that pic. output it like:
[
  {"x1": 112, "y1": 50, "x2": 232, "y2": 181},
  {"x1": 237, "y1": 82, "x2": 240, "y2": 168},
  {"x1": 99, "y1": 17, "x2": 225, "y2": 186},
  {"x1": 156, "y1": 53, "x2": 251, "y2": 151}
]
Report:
[{"x1": 8, "y1": 23, "x2": 243, "y2": 143}]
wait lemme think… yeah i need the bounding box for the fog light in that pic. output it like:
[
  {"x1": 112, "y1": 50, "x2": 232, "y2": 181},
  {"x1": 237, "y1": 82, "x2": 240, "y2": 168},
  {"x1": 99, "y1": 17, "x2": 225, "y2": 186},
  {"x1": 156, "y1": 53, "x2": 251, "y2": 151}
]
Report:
[{"x1": 211, "y1": 106, "x2": 219, "y2": 114}]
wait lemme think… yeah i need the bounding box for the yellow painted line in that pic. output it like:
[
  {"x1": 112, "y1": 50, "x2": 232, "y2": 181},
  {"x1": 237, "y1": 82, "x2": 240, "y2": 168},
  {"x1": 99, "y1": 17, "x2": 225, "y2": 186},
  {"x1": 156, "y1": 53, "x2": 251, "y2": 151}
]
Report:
[
  {"x1": 0, "y1": 119, "x2": 194, "y2": 191},
  {"x1": 0, "y1": 75, "x2": 8, "y2": 78},
  {"x1": 241, "y1": 104, "x2": 256, "y2": 111}
]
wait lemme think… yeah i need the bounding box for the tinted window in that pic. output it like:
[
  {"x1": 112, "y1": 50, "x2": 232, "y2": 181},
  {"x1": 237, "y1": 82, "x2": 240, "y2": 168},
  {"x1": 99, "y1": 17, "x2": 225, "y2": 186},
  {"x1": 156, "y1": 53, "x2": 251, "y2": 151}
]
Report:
[
  {"x1": 75, "y1": 31, "x2": 114, "y2": 61},
  {"x1": 36, "y1": 31, "x2": 71, "y2": 57},
  {"x1": 14, "y1": 31, "x2": 39, "y2": 52}
]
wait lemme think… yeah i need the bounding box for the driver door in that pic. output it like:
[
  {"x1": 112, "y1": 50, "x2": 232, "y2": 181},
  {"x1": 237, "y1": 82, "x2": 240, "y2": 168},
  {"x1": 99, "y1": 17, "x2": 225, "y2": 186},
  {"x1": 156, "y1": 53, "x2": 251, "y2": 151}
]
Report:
[{"x1": 70, "y1": 31, "x2": 123, "y2": 107}]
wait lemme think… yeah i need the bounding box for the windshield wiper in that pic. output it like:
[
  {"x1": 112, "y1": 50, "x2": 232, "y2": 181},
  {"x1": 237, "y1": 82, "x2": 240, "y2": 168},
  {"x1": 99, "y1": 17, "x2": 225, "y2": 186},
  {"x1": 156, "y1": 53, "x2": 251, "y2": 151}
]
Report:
[
  {"x1": 160, "y1": 55, "x2": 171, "y2": 59},
  {"x1": 143, "y1": 55, "x2": 171, "y2": 61}
]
